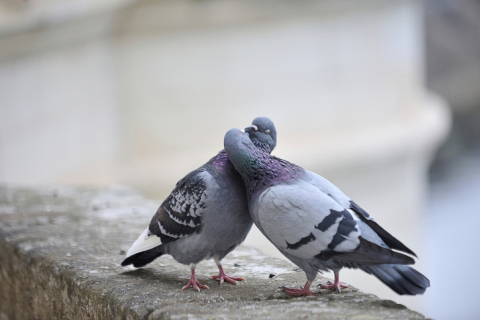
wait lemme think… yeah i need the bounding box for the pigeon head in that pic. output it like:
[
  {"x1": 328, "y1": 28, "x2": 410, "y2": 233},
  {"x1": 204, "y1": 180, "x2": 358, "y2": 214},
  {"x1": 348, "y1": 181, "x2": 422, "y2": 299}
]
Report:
[
  {"x1": 245, "y1": 117, "x2": 277, "y2": 152},
  {"x1": 224, "y1": 128, "x2": 261, "y2": 176},
  {"x1": 224, "y1": 128, "x2": 303, "y2": 197},
  {"x1": 224, "y1": 128, "x2": 256, "y2": 160}
]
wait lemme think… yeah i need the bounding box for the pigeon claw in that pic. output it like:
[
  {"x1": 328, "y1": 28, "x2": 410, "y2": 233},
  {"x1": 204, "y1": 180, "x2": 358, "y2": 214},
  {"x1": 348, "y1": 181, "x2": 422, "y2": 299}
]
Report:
[
  {"x1": 182, "y1": 271, "x2": 209, "y2": 291},
  {"x1": 182, "y1": 279, "x2": 209, "y2": 291},
  {"x1": 212, "y1": 264, "x2": 245, "y2": 285},
  {"x1": 283, "y1": 281, "x2": 317, "y2": 296},
  {"x1": 319, "y1": 280, "x2": 350, "y2": 292},
  {"x1": 283, "y1": 286, "x2": 317, "y2": 296},
  {"x1": 211, "y1": 274, "x2": 246, "y2": 285}
]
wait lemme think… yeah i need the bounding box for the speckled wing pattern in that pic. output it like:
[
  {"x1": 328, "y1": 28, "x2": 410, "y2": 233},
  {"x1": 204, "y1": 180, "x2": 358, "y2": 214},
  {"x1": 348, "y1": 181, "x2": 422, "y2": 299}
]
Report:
[
  {"x1": 256, "y1": 180, "x2": 361, "y2": 260},
  {"x1": 148, "y1": 168, "x2": 208, "y2": 244}
]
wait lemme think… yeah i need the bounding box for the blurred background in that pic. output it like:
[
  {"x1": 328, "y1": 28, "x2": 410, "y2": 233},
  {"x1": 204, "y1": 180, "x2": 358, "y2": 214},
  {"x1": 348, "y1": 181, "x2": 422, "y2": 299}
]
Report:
[{"x1": 0, "y1": 0, "x2": 479, "y2": 318}]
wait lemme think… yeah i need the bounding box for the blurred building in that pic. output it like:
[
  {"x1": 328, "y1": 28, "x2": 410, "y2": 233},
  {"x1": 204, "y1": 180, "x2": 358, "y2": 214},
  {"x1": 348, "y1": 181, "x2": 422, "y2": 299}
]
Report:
[
  {"x1": 426, "y1": 0, "x2": 480, "y2": 161},
  {"x1": 424, "y1": 1, "x2": 480, "y2": 320},
  {"x1": 0, "y1": 0, "x2": 450, "y2": 316}
]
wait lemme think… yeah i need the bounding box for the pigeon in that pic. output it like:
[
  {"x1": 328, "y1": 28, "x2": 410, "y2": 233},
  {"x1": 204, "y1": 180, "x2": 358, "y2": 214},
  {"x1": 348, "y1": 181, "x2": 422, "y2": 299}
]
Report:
[
  {"x1": 121, "y1": 117, "x2": 277, "y2": 291},
  {"x1": 224, "y1": 128, "x2": 430, "y2": 296}
]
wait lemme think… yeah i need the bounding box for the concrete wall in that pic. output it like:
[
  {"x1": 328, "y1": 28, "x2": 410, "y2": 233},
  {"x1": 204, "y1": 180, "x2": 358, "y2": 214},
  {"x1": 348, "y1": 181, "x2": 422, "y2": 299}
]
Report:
[{"x1": 0, "y1": 185, "x2": 428, "y2": 320}]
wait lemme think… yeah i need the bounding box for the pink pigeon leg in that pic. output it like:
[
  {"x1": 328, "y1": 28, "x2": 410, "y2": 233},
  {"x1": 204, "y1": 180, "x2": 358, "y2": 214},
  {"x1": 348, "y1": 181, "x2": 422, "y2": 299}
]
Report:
[
  {"x1": 211, "y1": 258, "x2": 245, "y2": 285},
  {"x1": 182, "y1": 264, "x2": 209, "y2": 291},
  {"x1": 283, "y1": 280, "x2": 317, "y2": 296},
  {"x1": 320, "y1": 269, "x2": 350, "y2": 292}
]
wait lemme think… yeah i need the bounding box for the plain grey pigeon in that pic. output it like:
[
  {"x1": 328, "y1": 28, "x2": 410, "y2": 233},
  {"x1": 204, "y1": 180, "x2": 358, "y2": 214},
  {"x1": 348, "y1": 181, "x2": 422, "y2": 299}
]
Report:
[
  {"x1": 121, "y1": 117, "x2": 277, "y2": 291},
  {"x1": 224, "y1": 128, "x2": 430, "y2": 296}
]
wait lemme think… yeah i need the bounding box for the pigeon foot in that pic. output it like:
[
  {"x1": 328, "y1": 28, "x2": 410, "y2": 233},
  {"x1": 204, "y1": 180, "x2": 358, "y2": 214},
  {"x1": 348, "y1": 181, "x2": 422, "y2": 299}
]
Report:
[
  {"x1": 319, "y1": 269, "x2": 349, "y2": 292},
  {"x1": 211, "y1": 264, "x2": 245, "y2": 285},
  {"x1": 319, "y1": 280, "x2": 349, "y2": 292},
  {"x1": 283, "y1": 281, "x2": 317, "y2": 296},
  {"x1": 182, "y1": 269, "x2": 209, "y2": 291}
]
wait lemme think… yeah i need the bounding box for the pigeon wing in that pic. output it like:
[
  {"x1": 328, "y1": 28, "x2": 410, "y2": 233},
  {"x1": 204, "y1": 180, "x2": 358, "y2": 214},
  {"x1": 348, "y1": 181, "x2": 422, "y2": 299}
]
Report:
[
  {"x1": 306, "y1": 170, "x2": 417, "y2": 257},
  {"x1": 256, "y1": 180, "x2": 414, "y2": 266},
  {"x1": 256, "y1": 181, "x2": 361, "y2": 260},
  {"x1": 349, "y1": 201, "x2": 417, "y2": 257},
  {"x1": 149, "y1": 167, "x2": 208, "y2": 244}
]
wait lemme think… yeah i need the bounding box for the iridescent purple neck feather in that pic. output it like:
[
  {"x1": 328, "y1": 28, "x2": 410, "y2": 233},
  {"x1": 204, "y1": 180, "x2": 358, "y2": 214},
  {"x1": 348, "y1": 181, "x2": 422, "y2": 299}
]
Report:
[
  {"x1": 224, "y1": 129, "x2": 304, "y2": 199},
  {"x1": 209, "y1": 135, "x2": 277, "y2": 187}
]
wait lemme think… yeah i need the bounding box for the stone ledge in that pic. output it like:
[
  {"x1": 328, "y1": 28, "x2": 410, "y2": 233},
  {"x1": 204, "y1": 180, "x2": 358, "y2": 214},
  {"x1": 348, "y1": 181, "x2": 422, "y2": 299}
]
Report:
[{"x1": 0, "y1": 185, "x2": 426, "y2": 320}]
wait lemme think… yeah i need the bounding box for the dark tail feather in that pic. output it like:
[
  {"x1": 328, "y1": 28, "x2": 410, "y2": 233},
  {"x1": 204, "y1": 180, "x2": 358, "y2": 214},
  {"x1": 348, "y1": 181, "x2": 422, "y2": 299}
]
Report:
[
  {"x1": 350, "y1": 201, "x2": 417, "y2": 257},
  {"x1": 362, "y1": 264, "x2": 430, "y2": 295},
  {"x1": 332, "y1": 237, "x2": 415, "y2": 265},
  {"x1": 121, "y1": 246, "x2": 164, "y2": 268}
]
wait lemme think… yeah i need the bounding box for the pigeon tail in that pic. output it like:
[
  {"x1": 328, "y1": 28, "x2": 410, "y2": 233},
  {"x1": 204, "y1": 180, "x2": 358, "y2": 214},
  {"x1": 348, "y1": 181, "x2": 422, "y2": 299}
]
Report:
[
  {"x1": 121, "y1": 246, "x2": 164, "y2": 268},
  {"x1": 121, "y1": 227, "x2": 164, "y2": 267},
  {"x1": 361, "y1": 264, "x2": 430, "y2": 295},
  {"x1": 125, "y1": 227, "x2": 162, "y2": 257}
]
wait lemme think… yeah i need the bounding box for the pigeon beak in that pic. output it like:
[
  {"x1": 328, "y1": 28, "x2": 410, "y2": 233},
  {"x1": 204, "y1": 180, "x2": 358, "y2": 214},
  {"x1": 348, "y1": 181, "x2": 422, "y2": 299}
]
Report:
[{"x1": 244, "y1": 125, "x2": 258, "y2": 133}]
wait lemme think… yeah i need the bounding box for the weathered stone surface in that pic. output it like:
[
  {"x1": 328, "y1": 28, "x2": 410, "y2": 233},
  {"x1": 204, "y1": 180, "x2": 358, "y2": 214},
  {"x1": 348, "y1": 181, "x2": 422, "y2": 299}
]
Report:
[{"x1": 0, "y1": 185, "x2": 426, "y2": 320}]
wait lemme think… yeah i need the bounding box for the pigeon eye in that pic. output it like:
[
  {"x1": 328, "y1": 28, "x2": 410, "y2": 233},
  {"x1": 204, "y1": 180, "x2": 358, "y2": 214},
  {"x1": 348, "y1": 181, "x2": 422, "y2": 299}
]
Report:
[{"x1": 265, "y1": 129, "x2": 270, "y2": 134}]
